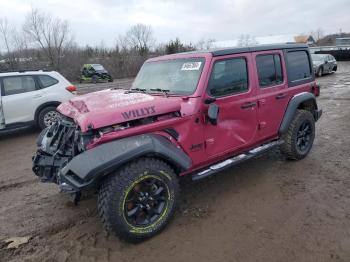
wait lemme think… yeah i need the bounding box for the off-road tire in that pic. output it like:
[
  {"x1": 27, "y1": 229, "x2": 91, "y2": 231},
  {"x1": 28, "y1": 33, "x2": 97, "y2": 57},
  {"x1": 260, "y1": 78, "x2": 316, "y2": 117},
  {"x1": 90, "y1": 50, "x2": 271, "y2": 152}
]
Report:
[
  {"x1": 280, "y1": 109, "x2": 315, "y2": 160},
  {"x1": 98, "y1": 158, "x2": 179, "y2": 242},
  {"x1": 38, "y1": 106, "x2": 60, "y2": 129}
]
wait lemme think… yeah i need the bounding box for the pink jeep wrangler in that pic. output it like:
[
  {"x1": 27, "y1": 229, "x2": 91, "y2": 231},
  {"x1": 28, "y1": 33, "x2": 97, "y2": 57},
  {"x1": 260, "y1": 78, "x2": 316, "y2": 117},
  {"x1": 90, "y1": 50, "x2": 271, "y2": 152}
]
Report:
[{"x1": 33, "y1": 44, "x2": 322, "y2": 242}]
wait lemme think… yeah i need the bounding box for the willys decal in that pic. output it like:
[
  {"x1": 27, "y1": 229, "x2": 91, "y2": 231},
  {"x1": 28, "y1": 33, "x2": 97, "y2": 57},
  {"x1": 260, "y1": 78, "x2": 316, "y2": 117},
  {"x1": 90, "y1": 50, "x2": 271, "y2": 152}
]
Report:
[{"x1": 121, "y1": 106, "x2": 156, "y2": 120}]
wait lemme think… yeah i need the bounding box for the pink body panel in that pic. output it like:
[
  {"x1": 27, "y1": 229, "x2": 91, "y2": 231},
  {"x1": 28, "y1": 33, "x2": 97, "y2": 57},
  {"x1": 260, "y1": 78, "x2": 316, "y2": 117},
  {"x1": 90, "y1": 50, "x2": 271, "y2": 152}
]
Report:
[{"x1": 58, "y1": 89, "x2": 183, "y2": 132}]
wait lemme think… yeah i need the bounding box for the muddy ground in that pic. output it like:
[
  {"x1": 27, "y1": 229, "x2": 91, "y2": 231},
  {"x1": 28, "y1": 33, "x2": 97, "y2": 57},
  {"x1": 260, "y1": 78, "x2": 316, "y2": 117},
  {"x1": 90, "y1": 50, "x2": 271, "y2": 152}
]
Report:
[{"x1": 1, "y1": 63, "x2": 350, "y2": 262}]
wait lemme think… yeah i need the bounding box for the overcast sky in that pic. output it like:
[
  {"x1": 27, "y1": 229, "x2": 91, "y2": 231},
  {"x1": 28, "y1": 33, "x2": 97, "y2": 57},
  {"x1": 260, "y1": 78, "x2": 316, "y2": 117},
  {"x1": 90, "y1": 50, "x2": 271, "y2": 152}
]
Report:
[{"x1": 0, "y1": 0, "x2": 349, "y2": 47}]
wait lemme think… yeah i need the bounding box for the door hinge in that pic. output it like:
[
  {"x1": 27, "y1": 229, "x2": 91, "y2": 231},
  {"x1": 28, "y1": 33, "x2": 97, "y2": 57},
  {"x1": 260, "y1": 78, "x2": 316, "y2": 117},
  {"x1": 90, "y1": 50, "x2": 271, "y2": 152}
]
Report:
[
  {"x1": 258, "y1": 99, "x2": 266, "y2": 107},
  {"x1": 259, "y1": 122, "x2": 267, "y2": 129}
]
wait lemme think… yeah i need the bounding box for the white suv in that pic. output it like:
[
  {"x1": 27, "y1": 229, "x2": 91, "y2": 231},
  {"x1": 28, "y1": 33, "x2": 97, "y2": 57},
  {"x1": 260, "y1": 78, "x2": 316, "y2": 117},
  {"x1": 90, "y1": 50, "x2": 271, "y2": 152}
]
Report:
[{"x1": 0, "y1": 70, "x2": 76, "y2": 130}]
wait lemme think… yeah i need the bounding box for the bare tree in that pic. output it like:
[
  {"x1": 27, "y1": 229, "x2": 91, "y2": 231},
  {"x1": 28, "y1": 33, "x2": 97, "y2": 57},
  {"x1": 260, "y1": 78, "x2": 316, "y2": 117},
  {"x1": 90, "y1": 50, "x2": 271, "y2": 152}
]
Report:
[
  {"x1": 23, "y1": 8, "x2": 74, "y2": 70},
  {"x1": 237, "y1": 34, "x2": 258, "y2": 47},
  {"x1": 0, "y1": 18, "x2": 17, "y2": 70},
  {"x1": 124, "y1": 24, "x2": 155, "y2": 55},
  {"x1": 196, "y1": 38, "x2": 216, "y2": 50},
  {"x1": 310, "y1": 28, "x2": 324, "y2": 43}
]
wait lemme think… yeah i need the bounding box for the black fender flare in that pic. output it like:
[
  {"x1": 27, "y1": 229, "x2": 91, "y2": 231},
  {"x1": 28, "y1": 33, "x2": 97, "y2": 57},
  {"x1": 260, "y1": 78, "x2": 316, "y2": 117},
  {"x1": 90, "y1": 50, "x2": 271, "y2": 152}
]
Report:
[
  {"x1": 279, "y1": 92, "x2": 320, "y2": 135},
  {"x1": 60, "y1": 134, "x2": 192, "y2": 188}
]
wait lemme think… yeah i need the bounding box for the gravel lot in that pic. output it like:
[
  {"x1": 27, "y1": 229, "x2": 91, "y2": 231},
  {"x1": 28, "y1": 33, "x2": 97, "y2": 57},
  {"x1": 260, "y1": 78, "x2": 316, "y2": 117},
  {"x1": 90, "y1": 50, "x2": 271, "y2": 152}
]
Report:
[{"x1": 1, "y1": 62, "x2": 350, "y2": 262}]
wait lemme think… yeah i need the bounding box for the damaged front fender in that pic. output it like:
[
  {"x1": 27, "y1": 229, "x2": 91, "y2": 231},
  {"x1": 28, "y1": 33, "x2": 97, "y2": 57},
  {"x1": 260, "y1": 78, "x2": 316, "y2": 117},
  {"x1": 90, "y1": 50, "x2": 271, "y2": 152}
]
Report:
[
  {"x1": 60, "y1": 134, "x2": 191, "y2": 190},
  {"x1": 34, "y1": 133, "x2": 192, "y2": 192}
]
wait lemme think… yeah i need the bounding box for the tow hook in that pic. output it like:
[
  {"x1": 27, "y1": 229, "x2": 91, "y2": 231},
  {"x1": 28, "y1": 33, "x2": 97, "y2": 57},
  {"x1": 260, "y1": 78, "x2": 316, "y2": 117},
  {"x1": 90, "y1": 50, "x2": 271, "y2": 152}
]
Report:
[{"x1": 59, "y1": 181, "x2": 81, "y2": 205}]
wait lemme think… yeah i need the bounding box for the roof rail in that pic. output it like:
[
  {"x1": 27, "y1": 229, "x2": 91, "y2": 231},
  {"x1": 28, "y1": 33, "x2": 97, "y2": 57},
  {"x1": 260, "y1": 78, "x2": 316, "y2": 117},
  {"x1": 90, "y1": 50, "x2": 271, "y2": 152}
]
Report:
[{"x1": 0, "y1": 69, "x2": 51, "y2": 73}]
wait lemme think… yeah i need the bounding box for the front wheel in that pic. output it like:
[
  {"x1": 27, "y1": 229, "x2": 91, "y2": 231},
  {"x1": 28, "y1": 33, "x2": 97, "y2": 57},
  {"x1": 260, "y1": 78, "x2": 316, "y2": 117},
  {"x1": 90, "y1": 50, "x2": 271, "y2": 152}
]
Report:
[
  {"x1": 280, "y1": 109, "x2": 315, "y2": 160},
  {"x1": 98, "y1": 158, "x2": 179, "y2": 242},
  {"x1": 317, "y1": 67, "x2": 323, "y2": 77}
]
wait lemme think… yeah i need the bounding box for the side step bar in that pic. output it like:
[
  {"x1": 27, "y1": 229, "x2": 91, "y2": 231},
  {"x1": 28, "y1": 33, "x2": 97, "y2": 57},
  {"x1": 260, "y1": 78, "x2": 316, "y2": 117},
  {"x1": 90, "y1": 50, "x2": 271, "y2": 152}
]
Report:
[{"x1": 192, "y1": 140, "x2": 283, "y2": 181}]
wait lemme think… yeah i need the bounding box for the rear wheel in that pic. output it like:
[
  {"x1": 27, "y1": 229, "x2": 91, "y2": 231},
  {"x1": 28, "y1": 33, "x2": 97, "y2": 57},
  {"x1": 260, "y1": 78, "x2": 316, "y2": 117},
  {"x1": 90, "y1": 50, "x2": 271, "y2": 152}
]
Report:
[
  {"x1": 92, "y1": 75, "x2": 98, "y2": 84},
  {"x1": 38, "y1": 106, "x2": 61, "y2": 129},
  {"x1": 280, "y1": 110, "x2": 315, "y2": 160},
  {"x1": 98, "y1": 158, "x2": 179, "y2": 242}
]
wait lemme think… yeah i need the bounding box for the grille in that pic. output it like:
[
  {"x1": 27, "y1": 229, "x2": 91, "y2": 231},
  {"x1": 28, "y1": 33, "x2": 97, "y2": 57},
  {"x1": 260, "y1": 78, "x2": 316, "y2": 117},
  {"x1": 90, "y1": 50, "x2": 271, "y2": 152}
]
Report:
[{"x1": 43, "y1": 117, "x2": 80, "y2": 157}]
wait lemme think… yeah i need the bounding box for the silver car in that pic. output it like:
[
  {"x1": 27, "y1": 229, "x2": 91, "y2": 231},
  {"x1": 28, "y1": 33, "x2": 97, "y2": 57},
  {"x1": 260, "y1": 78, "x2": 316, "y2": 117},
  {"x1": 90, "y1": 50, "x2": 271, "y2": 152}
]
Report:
[{"x1": 311, "y1": 54, "x2": 337, "y2": 77}]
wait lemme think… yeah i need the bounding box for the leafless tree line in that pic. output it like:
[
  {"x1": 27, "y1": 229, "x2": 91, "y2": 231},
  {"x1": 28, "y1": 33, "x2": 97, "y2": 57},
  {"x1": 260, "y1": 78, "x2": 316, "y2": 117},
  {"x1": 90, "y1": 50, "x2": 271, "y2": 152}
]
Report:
[
  {"x1": 1, "y1": 8, "x2": 331, "y2": 81},
  {"x1": 0, "y1": 8, "x2": 215, "y2": 81}
]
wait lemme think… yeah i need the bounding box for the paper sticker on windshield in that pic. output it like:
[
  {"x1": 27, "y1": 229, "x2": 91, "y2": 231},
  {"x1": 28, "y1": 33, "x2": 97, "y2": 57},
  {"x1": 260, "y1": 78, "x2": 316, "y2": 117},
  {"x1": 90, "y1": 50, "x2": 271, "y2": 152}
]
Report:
[{"x1": 181, "y1": 62, "x2": 202, "y2": 71}]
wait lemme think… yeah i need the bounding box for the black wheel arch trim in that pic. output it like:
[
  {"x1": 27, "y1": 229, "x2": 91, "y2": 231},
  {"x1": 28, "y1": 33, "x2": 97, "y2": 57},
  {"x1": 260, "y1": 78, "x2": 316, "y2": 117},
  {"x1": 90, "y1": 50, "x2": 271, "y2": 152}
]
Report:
[
  {"x1": 60, "y1": 134, "x2": 192, "y2": 188},
  {"x1": 279, "y1": 92, "x2": 321, "y2": 135}
]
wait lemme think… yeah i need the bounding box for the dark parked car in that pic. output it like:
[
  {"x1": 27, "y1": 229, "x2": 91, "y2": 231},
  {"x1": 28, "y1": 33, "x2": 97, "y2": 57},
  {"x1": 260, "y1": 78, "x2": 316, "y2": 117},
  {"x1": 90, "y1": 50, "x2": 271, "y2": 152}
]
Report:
[
  {"x1": 79, "y1": 64, "x2": 113, "y2": 83},
  {"x1": 311, "y1": 54, "x2": 337, "y2": 77}
]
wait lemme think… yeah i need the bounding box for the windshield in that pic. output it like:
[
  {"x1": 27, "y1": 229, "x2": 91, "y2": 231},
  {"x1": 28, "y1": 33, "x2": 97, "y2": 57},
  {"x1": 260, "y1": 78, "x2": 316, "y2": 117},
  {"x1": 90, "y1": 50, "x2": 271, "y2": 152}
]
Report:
[
  {"x1": 132, "y1": 58, "x2": 205, "y2": 95},
  {"x1": 92, "y1": 64, "x2": 105, "y2": 70},
  {"x1": 311, "y1": 54, "x2": 326, "y2": 62}
]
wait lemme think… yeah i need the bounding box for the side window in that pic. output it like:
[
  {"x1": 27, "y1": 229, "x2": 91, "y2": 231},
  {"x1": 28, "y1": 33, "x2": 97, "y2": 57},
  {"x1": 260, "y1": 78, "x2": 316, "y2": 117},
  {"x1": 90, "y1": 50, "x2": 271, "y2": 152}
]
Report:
[
  {"x1": 2, "y1": 76, "x2": 36, "y2": 96},
  {"x1": 256, "y1": 54, "x2": 283, "y2": 87},
  {"x1": 286, "y1": 51, "x2": 311, "y2": 82},
  {"x1": 38, "y1": 75, "x2": 59, "y2": 88},
  {"x1": 208, "y1": 58, "x2": 248, "y2": 97}
]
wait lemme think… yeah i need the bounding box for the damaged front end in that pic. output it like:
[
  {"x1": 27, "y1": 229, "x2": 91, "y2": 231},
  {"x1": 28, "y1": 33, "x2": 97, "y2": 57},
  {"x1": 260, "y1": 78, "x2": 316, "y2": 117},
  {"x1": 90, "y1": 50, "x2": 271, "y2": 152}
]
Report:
[{"x1": 32, "y1": 116, "x2": 91, "y2": 193}]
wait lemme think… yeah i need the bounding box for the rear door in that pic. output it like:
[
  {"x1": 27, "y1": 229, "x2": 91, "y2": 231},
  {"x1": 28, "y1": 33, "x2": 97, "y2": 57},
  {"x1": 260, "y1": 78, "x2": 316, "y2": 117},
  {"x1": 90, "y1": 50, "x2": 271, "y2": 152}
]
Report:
[
  {"x1": 328, "y1": 55, "x2": 336, "y2": 71},
  {"x1": 203, "y1": 53, "x2": 259, "y2": 158},
  {"x1": 324, "y1": 55, "x2": 332, "y2": 73},
  {"x1": 1, "y1": 75, "x2": 43, "y2": 124},
  {"x1": 253, "y1": 50, "x2": 289, "y2": 141}
]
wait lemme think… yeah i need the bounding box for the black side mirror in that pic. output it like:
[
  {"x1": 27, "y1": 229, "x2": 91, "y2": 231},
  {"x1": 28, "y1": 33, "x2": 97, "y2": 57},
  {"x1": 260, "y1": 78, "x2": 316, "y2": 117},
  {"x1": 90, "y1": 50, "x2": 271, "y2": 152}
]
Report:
[
  {"x1": 324, "y1": 60, "x2": 328, "y2": 64},
  {"x1": 208, "y1": 103, "x2": 219, "y2": 125}
]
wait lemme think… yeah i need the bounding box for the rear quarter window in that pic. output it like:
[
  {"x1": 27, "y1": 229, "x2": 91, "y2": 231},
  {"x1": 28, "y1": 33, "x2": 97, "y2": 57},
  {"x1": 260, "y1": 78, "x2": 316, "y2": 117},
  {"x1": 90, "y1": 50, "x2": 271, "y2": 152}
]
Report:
[
  {"x1": 286, "y1": 50, "x2": 312, "y2": 83},
  {"x1": 38, "y1": 75, "x2": 59, "y2": 88}
]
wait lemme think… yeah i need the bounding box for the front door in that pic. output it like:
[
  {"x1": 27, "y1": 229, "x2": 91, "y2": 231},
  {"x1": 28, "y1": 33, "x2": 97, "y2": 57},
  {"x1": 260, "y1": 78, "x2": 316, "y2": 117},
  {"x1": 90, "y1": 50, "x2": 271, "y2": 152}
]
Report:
[{"x1": 203, "y1": 54, "x2": 258, "y2": 158}]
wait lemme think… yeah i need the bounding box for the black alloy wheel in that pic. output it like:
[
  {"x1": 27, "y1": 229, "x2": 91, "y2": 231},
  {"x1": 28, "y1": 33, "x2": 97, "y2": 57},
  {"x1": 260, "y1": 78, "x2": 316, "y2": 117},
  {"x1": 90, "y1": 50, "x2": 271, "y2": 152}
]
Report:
[
  {"x1": 296, "y1": 121, "x2": 312, "y2": 153},
  {"x1": 124, "y1": 176, "x2": 169, "y2": 227}
]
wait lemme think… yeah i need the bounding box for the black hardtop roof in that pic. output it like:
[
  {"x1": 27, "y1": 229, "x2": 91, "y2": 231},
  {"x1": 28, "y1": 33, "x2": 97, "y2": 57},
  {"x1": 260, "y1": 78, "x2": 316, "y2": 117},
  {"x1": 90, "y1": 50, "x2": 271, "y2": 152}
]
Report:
[{"x1": 180, "y1": 43, "x2": 309, "y2": 57}]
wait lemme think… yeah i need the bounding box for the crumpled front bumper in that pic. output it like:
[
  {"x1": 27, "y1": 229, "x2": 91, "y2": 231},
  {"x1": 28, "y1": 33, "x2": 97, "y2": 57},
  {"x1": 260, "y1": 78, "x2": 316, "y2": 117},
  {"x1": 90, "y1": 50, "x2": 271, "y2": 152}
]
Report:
[{"x1": 32, "y1": 149, "x2": 82, "y2": 193}]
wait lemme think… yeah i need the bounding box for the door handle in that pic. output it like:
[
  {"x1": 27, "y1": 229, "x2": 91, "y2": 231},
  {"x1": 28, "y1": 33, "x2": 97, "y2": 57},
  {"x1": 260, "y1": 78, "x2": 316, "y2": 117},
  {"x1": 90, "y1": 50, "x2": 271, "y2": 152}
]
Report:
[
  {"x1": 33, "y1": 94, "x2": 42, "y2": 98},
  {"x1": 275, "y1": 93, "x2": 287, "y2": 100},
  {"x1": 241, "y1": 102, "x2": 256, "y2": 109}
]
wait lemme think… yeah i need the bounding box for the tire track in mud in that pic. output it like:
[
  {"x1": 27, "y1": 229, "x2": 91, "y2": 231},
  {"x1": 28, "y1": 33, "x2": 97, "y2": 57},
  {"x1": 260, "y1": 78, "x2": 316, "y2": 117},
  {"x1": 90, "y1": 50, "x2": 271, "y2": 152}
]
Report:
[{"x1": 0, "y1": 179, "x2": 37, "y2": 192}]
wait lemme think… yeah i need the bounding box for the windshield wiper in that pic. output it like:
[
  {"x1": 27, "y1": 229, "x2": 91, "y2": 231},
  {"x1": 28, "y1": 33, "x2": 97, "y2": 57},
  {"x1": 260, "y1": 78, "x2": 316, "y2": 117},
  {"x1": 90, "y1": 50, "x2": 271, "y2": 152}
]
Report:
[
  {"x1": 126, "y1": 88, "x2": 147, "y2": 93},
  {"x1": 150, "y1": 88, "x2": 170, "y2": 97}
]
